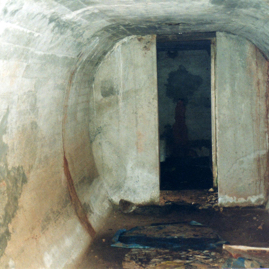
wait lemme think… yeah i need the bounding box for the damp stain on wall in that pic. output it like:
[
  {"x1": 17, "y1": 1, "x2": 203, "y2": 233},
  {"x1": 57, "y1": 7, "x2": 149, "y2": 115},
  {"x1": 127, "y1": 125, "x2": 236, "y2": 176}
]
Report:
[
  {"x1": 101, "y1": 80, "x2": 117, "y2": 97},
  {"x1": 0, "y1": 109, "x2": 27, "y2": 258}
]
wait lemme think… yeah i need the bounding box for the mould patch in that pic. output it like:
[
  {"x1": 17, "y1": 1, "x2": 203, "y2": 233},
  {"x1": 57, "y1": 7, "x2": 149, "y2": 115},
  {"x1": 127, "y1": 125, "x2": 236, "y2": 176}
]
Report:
[
  {"x1": 0, "y1": 166, "x2": 27, "y2": 258},
  {"x1": 0, "y1": 109, "x2": 27, "y2": 258},
  {"x1": 101, "y1": 80, "x2": 116, "y2": 97}
]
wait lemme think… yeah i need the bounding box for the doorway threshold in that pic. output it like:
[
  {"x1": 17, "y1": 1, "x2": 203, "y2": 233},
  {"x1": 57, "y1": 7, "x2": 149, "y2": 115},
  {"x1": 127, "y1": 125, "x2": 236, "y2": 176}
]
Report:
[{"x1": 160, "y1": 189, "x2": 219, "y2": 210}]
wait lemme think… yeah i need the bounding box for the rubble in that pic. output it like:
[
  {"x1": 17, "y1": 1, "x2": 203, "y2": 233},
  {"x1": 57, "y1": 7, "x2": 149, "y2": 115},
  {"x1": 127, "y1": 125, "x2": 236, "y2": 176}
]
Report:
[
  {"x1": 112, "y1": 190, "x2": 269, "y2": 269},
  {"x1": 119, "y1": 189, "x2": 221, "y2": 216},
  {"x1": 122, "y1": 248, "x2": 228, "y2": 269},
  {"x1": 221, "y1": 257, "x2": 261, "y2": 268},
  {"x1": 115, "y1": 221, "x2": 230, "y2": 268},
  {"x1": 122, "y1": 247, "x2": 264, "y2": 268},
  {"x1": 160, "y1": 189, "x2": 219, "y2": 210}
]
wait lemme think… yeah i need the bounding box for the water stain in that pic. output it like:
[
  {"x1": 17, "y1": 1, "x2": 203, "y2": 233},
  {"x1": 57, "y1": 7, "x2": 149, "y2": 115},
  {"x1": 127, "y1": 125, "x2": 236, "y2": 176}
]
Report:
[{"x1": 0, "y1": 109, "x2": 28, "y2": 258}]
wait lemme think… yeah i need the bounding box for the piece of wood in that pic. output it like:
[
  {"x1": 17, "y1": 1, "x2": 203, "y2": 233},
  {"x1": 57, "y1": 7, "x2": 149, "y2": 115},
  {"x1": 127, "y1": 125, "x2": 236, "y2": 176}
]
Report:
[{"x1": 223, "y1": 244, "x2": 269, "y2": 265}]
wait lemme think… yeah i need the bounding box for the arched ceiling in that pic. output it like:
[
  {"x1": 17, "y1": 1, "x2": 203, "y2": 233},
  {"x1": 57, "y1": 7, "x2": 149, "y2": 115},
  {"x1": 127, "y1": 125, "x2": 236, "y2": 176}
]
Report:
[{"x1": 2, "y1": 0, "x2": 269, "y2": 62}]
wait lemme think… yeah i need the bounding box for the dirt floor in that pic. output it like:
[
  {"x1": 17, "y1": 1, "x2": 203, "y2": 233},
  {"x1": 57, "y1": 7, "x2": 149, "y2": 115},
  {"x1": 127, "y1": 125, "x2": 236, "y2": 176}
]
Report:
[{"x1": 77, "y1": 190, "x2": 269, "y2": 269}]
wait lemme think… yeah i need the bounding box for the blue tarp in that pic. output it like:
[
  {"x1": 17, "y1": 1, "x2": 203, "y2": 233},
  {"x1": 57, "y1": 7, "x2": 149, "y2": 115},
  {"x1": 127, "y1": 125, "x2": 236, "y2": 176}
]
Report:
[{"x1": 111, "y1": 221, "x2": 228, "y2": 250}]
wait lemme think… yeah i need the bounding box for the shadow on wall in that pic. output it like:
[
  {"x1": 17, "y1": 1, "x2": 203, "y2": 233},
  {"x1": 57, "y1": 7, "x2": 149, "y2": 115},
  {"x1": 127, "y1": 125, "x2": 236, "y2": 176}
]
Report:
[{"x1": 166, "y1": 65, "x2": 203, "y2": 103}]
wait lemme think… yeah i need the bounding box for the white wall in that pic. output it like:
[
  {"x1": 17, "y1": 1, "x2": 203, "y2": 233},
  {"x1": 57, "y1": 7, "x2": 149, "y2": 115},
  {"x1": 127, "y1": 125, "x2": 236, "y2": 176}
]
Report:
[
  {"x1": 89, "y1": 35, "x2": 160, "y2": 205},
  {"x1": 216, "y1": 32, "x2": 269, "y2": 207}
]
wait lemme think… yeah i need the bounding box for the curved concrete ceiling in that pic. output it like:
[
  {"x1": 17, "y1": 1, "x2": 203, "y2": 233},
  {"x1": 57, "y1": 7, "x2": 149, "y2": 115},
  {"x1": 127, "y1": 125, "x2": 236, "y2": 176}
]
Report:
[{"x1": 2, "y1": 1, "x2": 269, "y2": 59}]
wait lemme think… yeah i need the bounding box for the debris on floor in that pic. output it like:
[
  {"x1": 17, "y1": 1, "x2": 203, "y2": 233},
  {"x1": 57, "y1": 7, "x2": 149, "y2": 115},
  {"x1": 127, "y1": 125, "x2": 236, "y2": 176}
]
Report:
[
  {"x1": 119, "y1": 199, "x2": 137, "y2": 213},
  {"x1": 112, "y1": 221, "x2": 228, "y2": 250},
  {"x1": 160, "y1": 189, "x2": 220, "y2": 210},
  {"x1": 119, "y1": 199, "x2": 174, "y2": 216},
  {"x1": 114, "y1": 192, "x2": 268, "y2": 268},
  {"x1": 221, "y1": 257, "x2": 261, "y2": 269},
  {"x1": 78, "y1": 190, "x2": 269, "y2": 269},
  {"x1": 122, "y1": 248, "x2": 228, "y2": 268},
  {"x1": 118, "y1": 189, "x2": 220, "y2": 218},
  {"x1": 122, "y1": 248, "x2": 264, "y2": 269}
]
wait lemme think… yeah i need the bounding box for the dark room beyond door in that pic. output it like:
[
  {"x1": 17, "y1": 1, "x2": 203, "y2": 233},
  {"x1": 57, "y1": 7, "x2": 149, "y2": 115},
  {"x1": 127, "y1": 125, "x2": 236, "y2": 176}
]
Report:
[{"x1": 157, "y1": 39, "x2": 213, "y2": 190}]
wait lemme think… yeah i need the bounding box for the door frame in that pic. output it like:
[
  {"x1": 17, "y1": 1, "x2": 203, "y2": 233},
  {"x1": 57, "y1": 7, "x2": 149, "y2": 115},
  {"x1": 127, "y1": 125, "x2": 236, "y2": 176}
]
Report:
[{"x1": 211, "y1": 37, "x2": 218, "y2": 187}]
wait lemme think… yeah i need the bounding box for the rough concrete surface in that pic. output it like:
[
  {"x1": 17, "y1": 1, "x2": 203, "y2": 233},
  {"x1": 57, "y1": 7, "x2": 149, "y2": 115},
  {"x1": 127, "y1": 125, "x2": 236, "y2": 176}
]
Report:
[
  {"x1": 216, "y1": 32, "x2": 269, "y2": 207},
  {"x1": 90, "y1": 35, "x2": 159, "y2": 205}
]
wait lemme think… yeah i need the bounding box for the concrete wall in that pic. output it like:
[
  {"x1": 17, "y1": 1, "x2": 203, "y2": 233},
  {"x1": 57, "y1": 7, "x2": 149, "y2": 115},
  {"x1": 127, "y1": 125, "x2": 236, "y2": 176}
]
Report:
[
  {"x1": 216, "y1": 32, "x2": 269, "y2": 207},
  {"x1": 0, "y1": 30, "x2": 91, "y2": 269},
  {"x1": 89, "y1": 35, "x2": 159, "y2": 205}
]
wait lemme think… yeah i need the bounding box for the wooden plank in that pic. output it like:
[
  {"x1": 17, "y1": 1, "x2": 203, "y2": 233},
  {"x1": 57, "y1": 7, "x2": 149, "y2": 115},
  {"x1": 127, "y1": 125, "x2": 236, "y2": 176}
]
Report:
[{"x1": 223, "y1": 244, "x2": 269, "y2": 265}]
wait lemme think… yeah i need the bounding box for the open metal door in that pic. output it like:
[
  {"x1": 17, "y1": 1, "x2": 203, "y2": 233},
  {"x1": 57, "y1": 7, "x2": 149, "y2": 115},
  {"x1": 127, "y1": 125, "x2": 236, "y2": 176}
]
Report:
[{"x1": 216, "y1": 32, "x2": 269, "y2": 207}]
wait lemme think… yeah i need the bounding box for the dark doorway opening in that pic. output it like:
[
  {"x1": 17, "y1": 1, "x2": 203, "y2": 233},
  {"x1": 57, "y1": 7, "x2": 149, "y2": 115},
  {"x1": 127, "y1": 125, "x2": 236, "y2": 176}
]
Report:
[{"x1": 157, "y1": 36, "x2": 213, "y2": 190}]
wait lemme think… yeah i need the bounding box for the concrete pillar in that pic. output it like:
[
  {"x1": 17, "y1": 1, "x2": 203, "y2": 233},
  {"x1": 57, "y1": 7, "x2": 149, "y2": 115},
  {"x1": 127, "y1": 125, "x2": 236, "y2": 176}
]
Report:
[{"x1": 216, "y1": 32, "x2": 269, "y2": 207}]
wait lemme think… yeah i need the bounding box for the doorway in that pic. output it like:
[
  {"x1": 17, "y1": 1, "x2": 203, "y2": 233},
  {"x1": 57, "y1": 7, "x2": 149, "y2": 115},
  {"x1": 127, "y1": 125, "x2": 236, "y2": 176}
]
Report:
[{"x1": 157, "y1": 35, "x2": 214, "y2": 191}]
